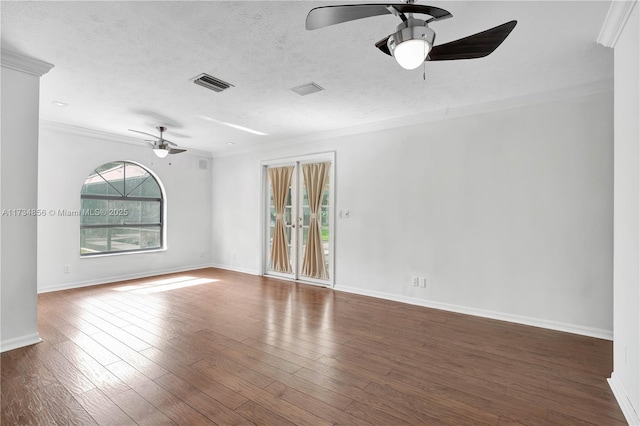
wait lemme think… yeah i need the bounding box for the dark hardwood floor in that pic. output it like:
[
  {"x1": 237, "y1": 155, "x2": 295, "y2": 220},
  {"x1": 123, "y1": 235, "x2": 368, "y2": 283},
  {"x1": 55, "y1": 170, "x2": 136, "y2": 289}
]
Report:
[{"x1": 1, "y1": 268, "x2": 627, "y2": 425}]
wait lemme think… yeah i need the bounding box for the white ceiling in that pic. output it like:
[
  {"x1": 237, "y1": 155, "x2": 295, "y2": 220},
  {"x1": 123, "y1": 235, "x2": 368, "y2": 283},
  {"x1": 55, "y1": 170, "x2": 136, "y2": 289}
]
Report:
[{"x1": 1, "y1": 1, "x2": 613, "y2": 155}]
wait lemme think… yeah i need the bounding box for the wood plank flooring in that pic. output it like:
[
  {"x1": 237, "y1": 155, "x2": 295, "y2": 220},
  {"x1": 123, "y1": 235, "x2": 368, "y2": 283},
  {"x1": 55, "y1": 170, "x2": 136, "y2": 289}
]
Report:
[{"x1": 1, "y1": 268, "x2": 627, "y2": 425}]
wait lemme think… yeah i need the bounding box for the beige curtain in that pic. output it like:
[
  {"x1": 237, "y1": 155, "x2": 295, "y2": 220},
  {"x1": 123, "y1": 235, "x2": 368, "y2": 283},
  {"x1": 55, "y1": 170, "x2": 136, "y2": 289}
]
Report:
[
  {"x1": 268, "y1": 166, "x2": 294, "y2": 273},
  {"x1": 301, "y1": 162, "x2": 330, "y2": 280}
]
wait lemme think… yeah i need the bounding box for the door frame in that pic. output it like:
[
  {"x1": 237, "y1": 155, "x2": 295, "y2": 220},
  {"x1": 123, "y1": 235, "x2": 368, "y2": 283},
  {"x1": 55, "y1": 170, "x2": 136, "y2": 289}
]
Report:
[{"x1": 259, "y1": 151, "x2": 336, "y2": 287}]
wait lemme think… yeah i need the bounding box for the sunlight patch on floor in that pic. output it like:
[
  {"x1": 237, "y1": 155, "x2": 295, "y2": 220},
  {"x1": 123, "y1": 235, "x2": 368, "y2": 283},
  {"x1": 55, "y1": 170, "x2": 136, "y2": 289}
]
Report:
[{"x1": 113, "y1": 276, "x2": 218, "y2": 294}]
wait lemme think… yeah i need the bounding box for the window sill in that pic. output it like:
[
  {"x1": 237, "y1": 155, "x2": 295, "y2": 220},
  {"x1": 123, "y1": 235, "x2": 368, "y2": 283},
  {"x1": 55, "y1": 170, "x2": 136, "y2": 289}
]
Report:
[{"x1": 80, "y1": 247, "x2": 167, "y2": 258}]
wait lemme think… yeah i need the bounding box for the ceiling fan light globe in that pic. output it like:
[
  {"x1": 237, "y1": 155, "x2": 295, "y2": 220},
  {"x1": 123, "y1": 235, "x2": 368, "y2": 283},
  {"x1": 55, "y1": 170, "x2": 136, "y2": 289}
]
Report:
[
  {"x1": 153, "y1": 147, "x2": 170, "y2": 158},
  {"x1": 388, "y1": 22, "x2": 435, "y2": 70},
  {"x1": 394, "y1": 39, "x2": 431, "y2": 69}
]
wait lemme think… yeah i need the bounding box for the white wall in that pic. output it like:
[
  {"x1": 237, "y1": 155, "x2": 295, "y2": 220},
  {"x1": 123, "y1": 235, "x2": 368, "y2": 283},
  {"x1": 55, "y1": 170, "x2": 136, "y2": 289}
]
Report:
[
  {"x1": 212, "y1": 91, "x2": 614, "y2": 338},
  {"x1": 37, "y1": 124, "x2": 213, "y2": 292},
  {"x1": 1, "y1": 51, "x2": 53, "y2": 352},
  {"x1": 610, "y1": 2, "x2": 640, "y2": 424}
]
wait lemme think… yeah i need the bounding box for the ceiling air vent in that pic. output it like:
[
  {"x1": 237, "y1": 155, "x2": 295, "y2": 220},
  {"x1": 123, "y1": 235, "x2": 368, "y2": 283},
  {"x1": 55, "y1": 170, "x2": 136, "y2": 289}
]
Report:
[
  {"x1": 197, "y1": 157, "x2": 209, "y2": 171},
  {"x1": 291, "y1": 82, "x2": 324, "y2": 96},
  {"x1": 191, "y1": 73, "x2": 234, "y2": 93}
]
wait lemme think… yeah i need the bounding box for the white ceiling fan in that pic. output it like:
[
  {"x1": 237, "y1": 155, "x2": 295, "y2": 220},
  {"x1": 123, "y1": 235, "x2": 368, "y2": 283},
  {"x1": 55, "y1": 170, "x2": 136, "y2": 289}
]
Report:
[
  {"x1": 128, "y1": 126, "x2": 187, "y2": 158},
  {"x1": 306, "y1": 0, "x2": 517, "y2": 70}
]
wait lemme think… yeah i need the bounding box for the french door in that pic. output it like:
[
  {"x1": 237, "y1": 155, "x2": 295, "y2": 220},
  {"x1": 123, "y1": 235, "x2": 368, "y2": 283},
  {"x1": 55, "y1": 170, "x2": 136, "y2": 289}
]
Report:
[{"x1": 262, "y1": 153, "x2": 334, "y2": 287}]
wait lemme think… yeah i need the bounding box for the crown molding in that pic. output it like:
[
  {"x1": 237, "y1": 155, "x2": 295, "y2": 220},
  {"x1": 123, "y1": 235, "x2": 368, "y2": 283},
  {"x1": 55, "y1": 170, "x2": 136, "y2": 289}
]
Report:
[
  {"x1": 597, "y1": 0, "x2": 638, "y2": 47},
  {"x1": 41, "y1": 77, "x2": 613, "y2": 161},
  {"x1": 40, "y1": 120, "x2": 144, "y2": 144},
  {"x1": 39, "y1": 120, "x2": 214, "y2": 158},
  {"x1": 1, "y1": 50, "x2": 54, "y2": 77}
]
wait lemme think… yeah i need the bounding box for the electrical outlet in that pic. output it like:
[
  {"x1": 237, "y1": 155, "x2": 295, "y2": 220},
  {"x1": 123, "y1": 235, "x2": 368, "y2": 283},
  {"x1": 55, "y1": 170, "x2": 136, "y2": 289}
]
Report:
[
  {"x1": 63, "y1": 264, "x2": 71, "y2": 274},
  {"x1": 420, "y1": 277, "x2": 427, "y2": 288},
  {"x1": 412, "y1": 276, "x2": 419, "y2": 286},
  {"x1": 200, "y1": 251, "x2": 204, "y2": 258}
]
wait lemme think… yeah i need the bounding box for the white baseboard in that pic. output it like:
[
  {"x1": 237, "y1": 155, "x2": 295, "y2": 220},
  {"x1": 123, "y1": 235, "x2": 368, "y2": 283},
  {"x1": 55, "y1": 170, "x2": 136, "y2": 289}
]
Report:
[
  {"x1": 209, "y1": 263, "x2": 260, "y2": 276},
  {"x1": 1, "y1": 333, "x2": 42, "y2": 353},
  {"x1": 609, "y1": 373, "x2": 640, "y2": 425},
  {"x1": 334, "y1": 285, "x2": 613, "y2": 340},
  {"x1": 38, "y1": 263, "x2": 215, "y2": 294}
]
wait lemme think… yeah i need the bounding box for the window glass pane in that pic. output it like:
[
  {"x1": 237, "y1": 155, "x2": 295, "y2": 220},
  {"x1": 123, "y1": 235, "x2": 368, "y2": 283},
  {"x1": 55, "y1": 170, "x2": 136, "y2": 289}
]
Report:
[
  {"x1": 141, "y1": 201, "x2": 161, "y2": 223},
  {"x1": 81, "y1": 226, "x2": 161, "y2": 255},
  {"x1": 81, "y1": 179, "x2": 113, "y2": 196},
  {"x1": 126, "y1": 200, "x2": 142, "y2": 223},
  {"x1": 285, "y1": 187, "x2": 292, "y2": 206},
  {"x1": 80, "y1": 227, "x2": 108, "y2": 254},
  {"x1": 303, "y1": 205, "x2": 310, "y2": 226},
  {"x1": 105, "y1": 199, "x2": 130, "y2": 225},
  {"x1": 124, "y1": 175, "x2": 149, "y2": 197},
  {"x1": 140, "y1": 227, "x2": 161, "y2": 249},
  {"x1": 93, "y1": 162, "x2": 125, "y2": 196},
  {"x1": 139, "y1": 177, "x2": 161, "y2": 198},
  {"x1": 110, "y1": 226, "x2": 161, "y2": 252},
  {"x1": 284, "y1": 207, "x2": 292, "y2": 224},
  {"x1": 321, "y1": 207, "x2": 329, "y2": 227},
  {"x1": 109, "y1": 227, "x2": 141, "y2": 252},
  {"x1": 80, "y1": 199, "x2": 108, "y2": 225},
  {"x1": 95, "y1": 162, "x2": 123, "y2": 175},
  {"x1": 124, "y1": 163, "x2": 150, "y2": 196}
]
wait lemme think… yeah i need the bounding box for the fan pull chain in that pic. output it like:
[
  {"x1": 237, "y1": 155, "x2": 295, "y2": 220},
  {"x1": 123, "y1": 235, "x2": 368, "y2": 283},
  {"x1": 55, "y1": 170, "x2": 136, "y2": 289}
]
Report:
[{"x1": 423, "y1": 35, "x2": 427, "y2": 81}]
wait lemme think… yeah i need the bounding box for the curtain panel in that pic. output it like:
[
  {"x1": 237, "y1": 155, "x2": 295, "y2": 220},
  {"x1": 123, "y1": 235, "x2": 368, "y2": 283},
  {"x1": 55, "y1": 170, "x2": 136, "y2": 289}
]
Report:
[
  {"x1": 301, "y1": 162, "x2": 330, "y2": 280},
  {"x1": 268, "y1": 166, "x2": 294, "y2": 273}
]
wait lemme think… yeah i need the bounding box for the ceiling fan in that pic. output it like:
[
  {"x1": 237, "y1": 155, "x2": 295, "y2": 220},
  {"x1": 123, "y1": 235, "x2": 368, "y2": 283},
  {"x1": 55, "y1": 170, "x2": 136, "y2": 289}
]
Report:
[
  {"x1": 128, "y1": 126, "x2": 187, "y2": 158},
  {"x1": 306, "y1": 1, "x2": 517, "y2": 70}
]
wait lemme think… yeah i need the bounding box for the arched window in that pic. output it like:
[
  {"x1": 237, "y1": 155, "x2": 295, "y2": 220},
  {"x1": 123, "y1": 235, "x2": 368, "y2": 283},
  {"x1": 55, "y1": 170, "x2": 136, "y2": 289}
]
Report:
[{"x1": 80, "y1": 161, "x2": 164, "y2": 256}]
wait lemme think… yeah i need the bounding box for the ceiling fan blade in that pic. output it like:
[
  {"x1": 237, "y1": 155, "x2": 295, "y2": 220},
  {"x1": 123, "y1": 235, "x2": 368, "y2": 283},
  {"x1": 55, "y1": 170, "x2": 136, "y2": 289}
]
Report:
[
  {"x1": 129, "y1": 129, "x2": 160, "y2": 139},
  {"x1": 307, "y1": 4, "x2": 388, "y2": 30},
  {"x1": 393, "y1": 4, "x2": 451, "y2": 21},
  {"x1": 428, "y1": 20, "x2": 517, "y2": 61},
  {"x1": 169, "y1": 148, "x2": 186, "y2": 155},
  {"x1": 375, "y1": 35, "x2": 392, "y2": 56},
  {"x1": 306, "y1": 4, "x2": 451, "y2": 30}
]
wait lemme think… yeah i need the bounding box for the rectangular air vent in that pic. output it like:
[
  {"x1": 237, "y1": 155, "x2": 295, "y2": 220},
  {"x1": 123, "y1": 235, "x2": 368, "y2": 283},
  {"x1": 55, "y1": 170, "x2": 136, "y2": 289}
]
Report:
[
  {"x1": 191, "y1": 73, "x2": 234, "y2": 93},
  {"x1": 291, "y1": 82, "x2": 324, "y2": 96},
  {"x1": 197, "y1": 158, "x2": 209, "y2": 171}
]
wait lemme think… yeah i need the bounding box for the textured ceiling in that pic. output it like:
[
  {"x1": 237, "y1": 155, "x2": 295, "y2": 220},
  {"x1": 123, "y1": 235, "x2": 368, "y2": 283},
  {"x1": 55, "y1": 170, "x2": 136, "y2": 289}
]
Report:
[{"x1": 1, "y1": 1, "x2": 613, "y2": 155}]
